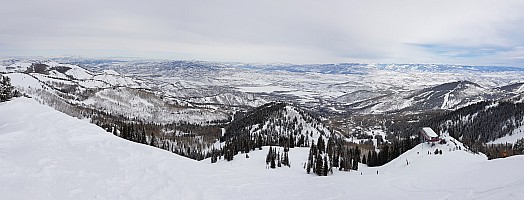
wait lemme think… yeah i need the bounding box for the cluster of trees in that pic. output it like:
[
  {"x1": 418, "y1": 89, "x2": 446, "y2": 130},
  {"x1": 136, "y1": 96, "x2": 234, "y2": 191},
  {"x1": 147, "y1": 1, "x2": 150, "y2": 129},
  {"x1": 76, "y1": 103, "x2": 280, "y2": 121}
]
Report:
[
  {"x1": 471, "y1": 138, "x2": 524, "y2": 159},
  {"x1": 90, "y1": 108, "x2": 223, "y2": 160},
  {"x1": 211, "y1": 102, "x2": 328, "y2": 163},
  {"x1": 306, "y1": 138, "x2": 330, "y2": 176},
  {"x1": 386, "y1": 100, "x2": 524, "y2": 157},
  {"x1": 436, "y1": 101, "x2": 524, "y2": 144},
  {"x1": 299, "y1": 125, "x2": 418, "y2": 175},
  {"x1": 366, "y1": 137, "x2": 419, "y2": 167},
  {"x1": 306, "y1": 136, "x2": 364, "y2": 176},
  {"x1": 0, "y1": 75, "x2": 20, "y2": 102},
  {"x1": 211, "y1": 125, "x2": 312, "y2": 163},
  {"x1": 265, "y1": 146, "x2": 290, "y2": 168}
]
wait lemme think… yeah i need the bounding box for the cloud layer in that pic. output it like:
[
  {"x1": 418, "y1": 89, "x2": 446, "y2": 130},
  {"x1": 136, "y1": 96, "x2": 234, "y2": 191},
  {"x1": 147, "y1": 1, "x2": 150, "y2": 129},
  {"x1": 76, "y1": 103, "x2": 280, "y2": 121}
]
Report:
[{"x1": 1, "y1": 0, "x2": 523, "y2": 65}]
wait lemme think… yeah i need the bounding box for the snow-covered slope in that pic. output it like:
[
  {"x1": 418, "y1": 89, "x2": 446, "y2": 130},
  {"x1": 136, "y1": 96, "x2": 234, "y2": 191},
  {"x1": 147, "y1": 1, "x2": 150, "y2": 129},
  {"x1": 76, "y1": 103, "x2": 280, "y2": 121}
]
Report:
[
  {"x1": 223, "y1": 102, "x2": 333, "y2": 147},
  {"x1": 488, "y1": 125, "x2": 524, "y2": 144},
  {"x1": 0, "y1": 98, "x2": 206, "y2": 199},
  {"x1": 342, "y1": 81, "x2": 508, "y2": 114},
  {"x1": 1, "y1": 61, "x2": 232, "y2": 124},
  {"x1": 1, "y1": 61, "x2": 140, "y2": 88},
  {"x1": 2, "y1": 98, "x2": 524, "y2": 200}
]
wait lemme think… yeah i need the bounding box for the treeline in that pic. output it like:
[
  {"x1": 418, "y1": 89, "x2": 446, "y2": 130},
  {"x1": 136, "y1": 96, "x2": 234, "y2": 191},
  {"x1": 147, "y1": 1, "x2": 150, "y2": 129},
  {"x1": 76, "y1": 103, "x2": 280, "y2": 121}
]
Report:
[
  {"x1": 470, "y1": 138, "x2": 524, "y2": 159},
  {"x1": 437, "y1": 101, "x2": 524, "y2": 144},
  {"x1": 91, "y1": 111, "x2": 223, "y2": 160},
  {"x1": 366, "y1": 137, "x2": 419, "y2": 167},
  {"x1": 303, "y1": 135, "x2": 419, "y2": 175},
  {"x1": 211, "y1": 124, "x2": 313, "y2": 163},
  {"x1": 223, "y1": 102, "x2": 287, "y2": 140},
  {"x1": 306, "y1": 136, "x2": 361, "y2": 176},
  {"x1": 386, "y1": 100, "x2": 524, "y2": 156},
  {"x1": 211, "y1": 102, "x2": 330, "y2": 163},
  {"x1": 265, "y1": 146, "x2": 291, "y2": 168}
]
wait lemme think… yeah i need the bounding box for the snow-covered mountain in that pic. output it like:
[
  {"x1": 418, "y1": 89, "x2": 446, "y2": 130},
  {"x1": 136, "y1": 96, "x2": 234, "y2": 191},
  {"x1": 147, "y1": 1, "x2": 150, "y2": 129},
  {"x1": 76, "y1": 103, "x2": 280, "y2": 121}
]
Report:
[
  {"x1": 1, "y1": 60, "x2": 231, "y2": 124},
  {"x1": 4, "y1": 58, "x2": 524, "y2": 116},
  {"x1": 2, "y1": 97, "x2": 524, "y2": 200},
  {"x1": 499, "y1": 82, "x2": 524, "y2": 94},
  {"x1": 223, "y1": 102, "x2": 334, "y2": 145},
  {"x1": 343, "y1": 80, "x2": 510, "y2": 113},
  {"x1": 57, "y1": 58, "x2": 524, "y2": 115}
]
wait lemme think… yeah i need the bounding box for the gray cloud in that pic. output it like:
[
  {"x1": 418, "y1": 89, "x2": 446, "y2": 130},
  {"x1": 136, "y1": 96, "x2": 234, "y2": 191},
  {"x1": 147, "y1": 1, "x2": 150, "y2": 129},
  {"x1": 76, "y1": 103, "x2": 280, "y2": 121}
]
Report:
[{"x1": 1, "y1": 0, "x2": 524, "y2": 66}]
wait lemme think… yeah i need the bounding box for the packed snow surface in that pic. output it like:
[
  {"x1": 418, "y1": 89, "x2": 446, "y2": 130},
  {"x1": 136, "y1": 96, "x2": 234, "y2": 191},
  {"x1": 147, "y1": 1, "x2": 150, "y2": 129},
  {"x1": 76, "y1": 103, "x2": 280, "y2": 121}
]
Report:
[{"x1": 1, "y1": 98, "x2": 524, "y2": 200}]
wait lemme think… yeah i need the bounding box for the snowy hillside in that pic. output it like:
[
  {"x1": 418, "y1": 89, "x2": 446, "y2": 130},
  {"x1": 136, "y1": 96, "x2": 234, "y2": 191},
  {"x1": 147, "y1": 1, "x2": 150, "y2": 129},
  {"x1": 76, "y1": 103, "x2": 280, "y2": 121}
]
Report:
[
  {"x1": 1, "y1": 61, "x2": 141, "y2": 88},
  {"x1": 2, "y1": 98, "x2": 524, "y2": 200},
  {"x1": 1, "y1": 61, "x2": 232, "y2": 124},
  {"x1": 220, "y1": 102, "x2": 334, "y2": 152}
]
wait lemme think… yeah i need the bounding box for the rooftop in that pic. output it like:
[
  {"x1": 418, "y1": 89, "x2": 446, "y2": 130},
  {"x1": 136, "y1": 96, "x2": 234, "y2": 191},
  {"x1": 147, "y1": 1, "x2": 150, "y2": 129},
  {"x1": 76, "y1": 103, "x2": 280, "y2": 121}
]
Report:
[{"x1": 421, "y1": 127, "x2": 438, "y2": 138}]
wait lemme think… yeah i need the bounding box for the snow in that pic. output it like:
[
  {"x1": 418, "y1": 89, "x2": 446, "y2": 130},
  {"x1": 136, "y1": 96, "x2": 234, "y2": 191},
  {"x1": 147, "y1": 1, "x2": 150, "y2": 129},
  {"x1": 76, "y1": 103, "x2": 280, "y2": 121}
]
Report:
[
  {"x1": 2, "y1": 98, "x2": 524, "y2": 200},
  {"x1": 485, "y1": 102, "x2": 500, "y2": 110},
  {"x1": 518, "y1": 84, "x2": 524, "y2": 93},
  {"x1": 488, "y1": 125, "x2": 524, "y2": 144},
  {"x1": 5, "y1": 73, "x2": 42, "y2": 89},
  {"x1": 63, "y1": 65, "x2": 93, "y2": 80},
  {"x1": 236, "y1": 85, "x2": 292, "y2": 93},
  {"x1": 442, "y1": 92, "x2": 450, "y2": 109},
  {"x1": 422, "y1": 127, "x2": 439, "y2": 138},
  {"x1": 102, "y1": 70, "x2": 120, "y2": 76}
]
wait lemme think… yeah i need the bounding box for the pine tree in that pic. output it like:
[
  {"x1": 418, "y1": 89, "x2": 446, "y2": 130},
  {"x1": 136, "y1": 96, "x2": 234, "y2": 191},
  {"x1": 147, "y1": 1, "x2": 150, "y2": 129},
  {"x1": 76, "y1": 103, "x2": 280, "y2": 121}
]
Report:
[
  {"x1": 277, "y1": 152, "x2": 282, "y2": 167},
  {"x1": 283, "y1": 151, "x2": 290, "y2": 167},
  {"x1": 266, "y1": 146, "x2": 272, "y2": 165},
  {"x1": 323, "y1": 156, "x2": 329, "y2": 176},
  {"x1": 317, "y1": 137, "x2": 325, "y2": 154},
  {"x1": 315, "y1": 155, "x2": 323, "y2": 176},
  {"x1": 0, "y1": 75, "x2": 17, "y2": 102},
  {"x1": 306, "y1": 145, "x2": 313, "y2": 174}
]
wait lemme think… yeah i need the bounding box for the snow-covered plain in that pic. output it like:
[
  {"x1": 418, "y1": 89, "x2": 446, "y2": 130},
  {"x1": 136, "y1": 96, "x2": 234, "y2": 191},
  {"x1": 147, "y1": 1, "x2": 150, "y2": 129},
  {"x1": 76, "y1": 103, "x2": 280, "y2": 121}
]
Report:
[{"x1": 1, "y1": 98, "x2": 524, "y2": 200}]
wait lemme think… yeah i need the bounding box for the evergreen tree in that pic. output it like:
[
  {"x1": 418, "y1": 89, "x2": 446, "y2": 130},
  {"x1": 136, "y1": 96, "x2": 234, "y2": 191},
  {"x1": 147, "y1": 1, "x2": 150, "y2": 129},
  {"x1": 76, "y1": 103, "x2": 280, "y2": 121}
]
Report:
[
  {"x1": 317, "y1": 137, "x2": 325, "y2": 154},
  {"x1": 277, "y1": 152, "x2": 282, "y2": 167},
  {"x1": 306, "y1": 144, "x2": 314, "y2": 174},
  {"x1": 315, "y1": 154, "x2": 323, "y2": 176},
  {"x1": 270, "y1": 156, "x2": 276, "y2": 169},
  {"x1": 266, "y1": 146, "x2": 272, "y2": 165},
  {"x1": 0, "y1": 75, "x2": 17, "y2": 102},
  {"x1": 323, "y1": 156, "x2": 329, "y2": 176},
  {"x1": 283, "y1": 151, "x2": 290, "y2": 167},
  {"x1": 367, "y1": 150, "x2": 373, "y2": 166}
]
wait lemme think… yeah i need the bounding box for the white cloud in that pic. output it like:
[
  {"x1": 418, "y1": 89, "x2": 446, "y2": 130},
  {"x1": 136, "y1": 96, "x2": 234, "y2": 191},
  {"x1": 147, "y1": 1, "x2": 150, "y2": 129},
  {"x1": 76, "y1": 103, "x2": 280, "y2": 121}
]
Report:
[{"x1": 1, "y1": 0, "x2": 523, "y2": 66}]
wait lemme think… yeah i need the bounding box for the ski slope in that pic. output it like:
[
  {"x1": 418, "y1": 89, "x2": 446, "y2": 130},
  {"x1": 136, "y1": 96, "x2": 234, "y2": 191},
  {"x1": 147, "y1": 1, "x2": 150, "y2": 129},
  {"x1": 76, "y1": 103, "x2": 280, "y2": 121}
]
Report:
[{"x1": 1, "y1": 98, "x2": 524, "y2": 200}]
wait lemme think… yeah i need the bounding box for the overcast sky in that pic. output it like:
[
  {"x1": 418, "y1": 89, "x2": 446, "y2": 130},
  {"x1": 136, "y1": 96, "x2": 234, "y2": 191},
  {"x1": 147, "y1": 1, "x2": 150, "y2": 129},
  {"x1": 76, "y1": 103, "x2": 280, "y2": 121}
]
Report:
[{"x1": 1, "y1": 0, "x2": 524, "y2": 66}]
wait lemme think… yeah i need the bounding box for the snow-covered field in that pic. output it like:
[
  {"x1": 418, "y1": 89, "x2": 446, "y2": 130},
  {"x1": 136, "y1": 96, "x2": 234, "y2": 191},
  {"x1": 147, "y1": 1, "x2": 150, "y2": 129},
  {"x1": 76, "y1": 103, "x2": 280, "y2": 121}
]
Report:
[{"x1": 1, "y1": 98, "x2": 524, "y2": 200}]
